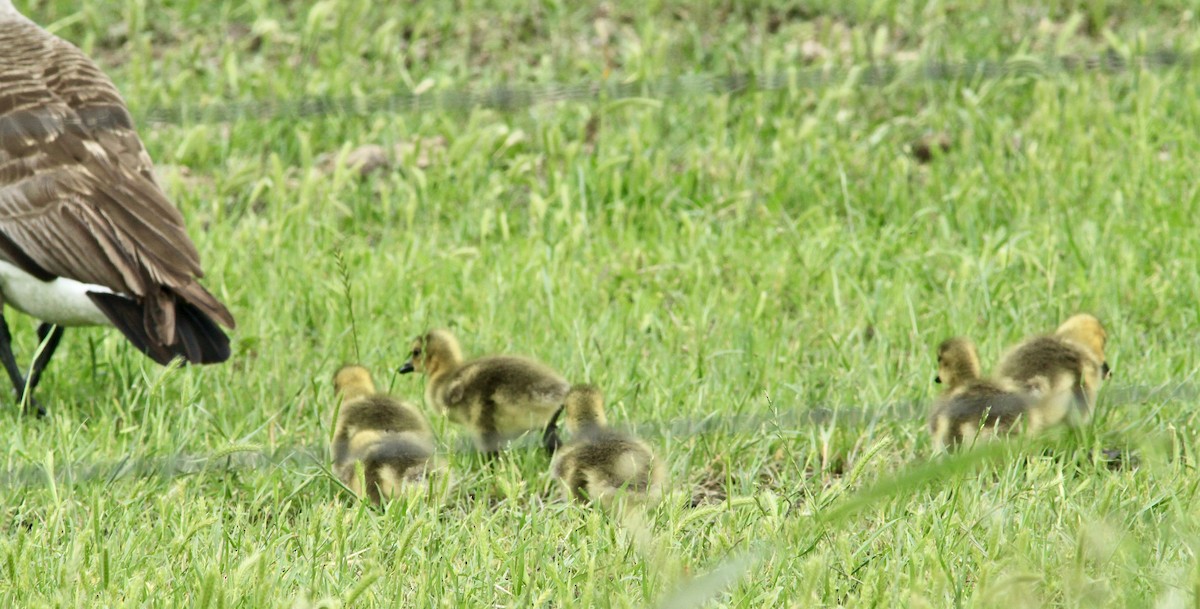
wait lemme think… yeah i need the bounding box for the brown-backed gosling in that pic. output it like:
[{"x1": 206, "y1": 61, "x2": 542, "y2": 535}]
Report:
[
  {"x1": 332, "y1": 365, "x2": 445, "y2": 503},
  {"x1": 995, "y1": 313, "x2": 1111, "y2": 427},
  {"x1": 398, "y1": 329, "x2": 570, "y2": 456},
  {"x1": 549, "y1": 385, "x2": 665, "y2": 508},
  {"x1": 929, "y1": 337, "x2": 1065, "y2": 452}
]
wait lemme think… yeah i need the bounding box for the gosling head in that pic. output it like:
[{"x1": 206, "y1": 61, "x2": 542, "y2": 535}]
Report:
[
  {"x1": 935, "y1": 337, "x2": 982, "y2": 388},
  {"x1": 1056, "y1": 313, "x2": 1111, "y2": 378},
  {"x1": 334, "y1": 364, "x2": 376, "y2": 402},
  {"x1": 563, "y1": 384, "x2": 608, "y2": 435},
  {"x1": 398, "y1": 329, "x2": 463, "y2": 379}
]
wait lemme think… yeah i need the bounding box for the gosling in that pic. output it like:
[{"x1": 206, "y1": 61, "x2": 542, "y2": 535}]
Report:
[
  {"x1": 398, "y1": 329, "x2": 570, "y2": 456},
  {"x1": 332, "y1": 365, "x2": 444, "y2": 504},
  {"x1": 929, "y1": 337, "x2": 1057, "y2": 452},
  {"x1": 995, "y1": 314, "x2": 1111, "y2": 427},
  {"x1": 550, "y1": 385, "x2": 665, "y2": 508}
]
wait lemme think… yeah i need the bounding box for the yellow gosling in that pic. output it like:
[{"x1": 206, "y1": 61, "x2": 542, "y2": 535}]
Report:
[{"x1": 399, "y1": 329, "x2": 569, "y2": 456}]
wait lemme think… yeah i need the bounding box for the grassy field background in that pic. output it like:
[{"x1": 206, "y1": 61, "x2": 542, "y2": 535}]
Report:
[{"x1": 3, "y1": 0, "x2": 1200, "y2": 606}]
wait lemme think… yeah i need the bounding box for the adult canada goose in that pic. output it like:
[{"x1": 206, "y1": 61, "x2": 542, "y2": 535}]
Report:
[
  {"x1": 549, "y1": 385, "x2": 664, "y2": 508},
  {"x1": 398, "y1": 329, "x2": 569, "y2": 456},
  {"x1": 0, "y1": 3, "x2": 234, "y2": 412},
  {"x1": 332, "y1": 365, "x2": 445, "y2": 504},
  {"x1": 995, "y1": 314, "x2": 1111, "y2": 426}
]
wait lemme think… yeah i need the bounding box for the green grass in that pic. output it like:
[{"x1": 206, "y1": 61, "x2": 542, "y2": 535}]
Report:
[{"x1": 3, "y1": 0, "x2": 1200, "y2": 606}]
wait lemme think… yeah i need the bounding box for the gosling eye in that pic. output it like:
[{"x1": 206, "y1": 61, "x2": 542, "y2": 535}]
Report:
[{"x1": 412, "y1": 348, "x2": 422, "y2": 358}]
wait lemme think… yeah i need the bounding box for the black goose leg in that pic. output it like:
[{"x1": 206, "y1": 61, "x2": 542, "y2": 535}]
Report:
[
  {"x1": 29, "y1": 323, "x2": 63, "y2": 391},
  {"x1": 0, "y1": 314, "x2": 42, "y2": 416},
  {"x1": 0, "y1": 314, "x2": 26, "y2": 392}
]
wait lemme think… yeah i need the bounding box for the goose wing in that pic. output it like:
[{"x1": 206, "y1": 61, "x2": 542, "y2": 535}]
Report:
[{"x1": 0, "y1": 19, "x2": 234, "y2": 340}]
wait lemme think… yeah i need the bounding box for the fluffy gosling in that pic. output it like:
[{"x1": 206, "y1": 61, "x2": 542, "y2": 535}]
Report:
[
  {"x1": 929, "y1": 337, "x2": 1050, "y2": 452},
  {"x1": 550, "y1": 385, "x2": 665, "y2": 508},
  {"x1": 995, "y1": 313, "x2": 1111, "y2": 427},
  {"x1": 332, "y1": 365, "x2": 445, "y2": 504},
  {"x1": 398, "y1": 329, "x2": 570, "y2": 456}
]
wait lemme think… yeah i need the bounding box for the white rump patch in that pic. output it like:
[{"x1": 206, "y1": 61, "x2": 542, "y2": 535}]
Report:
[
  {"x1": 0, "y1": 261, "x2": 114, "y2": 326},
  {"x1": 0, "y1": 1, "x2": 23, "y2": 20}
]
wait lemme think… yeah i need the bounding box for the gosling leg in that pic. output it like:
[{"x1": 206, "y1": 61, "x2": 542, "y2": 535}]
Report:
[{"x1": 541, "y1": 405, "x2": 565, "y2": 457}]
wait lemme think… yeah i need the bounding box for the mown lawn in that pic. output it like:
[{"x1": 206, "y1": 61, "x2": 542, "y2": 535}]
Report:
[{"x1": 3, "y1": 1, "x2": 1200, "y2": 607}]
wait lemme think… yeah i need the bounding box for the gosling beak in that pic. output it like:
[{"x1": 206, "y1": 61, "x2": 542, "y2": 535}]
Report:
[
  {"x1": 1101, "y1": 362, "x2": 1112, "y2": 379},
  {"x1": 398, "y1": 360, "x2": 415, "y2": 374},
  {"x1": 934, "y1": 375, "x2": 942, "y2": 384}
]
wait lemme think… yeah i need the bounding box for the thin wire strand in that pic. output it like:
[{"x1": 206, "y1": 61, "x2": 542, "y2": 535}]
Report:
[
  {"x1": 132, "y1": 49, "x2": 1196, "y2": 124},
  {"x1": 0, "y1": 381, "x2": 1184, "y2": 489},
  {"x1": 0, "y1": 49, "x2": 1190, "y2": 140}
]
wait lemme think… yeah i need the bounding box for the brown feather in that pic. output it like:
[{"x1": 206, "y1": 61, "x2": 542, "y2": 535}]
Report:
[{"x1": 0, "y1": 15, "x2": 235, "y2": 357}]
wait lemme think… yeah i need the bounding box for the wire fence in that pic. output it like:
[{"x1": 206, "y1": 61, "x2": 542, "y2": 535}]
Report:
[
  {"x1": 0, "y1": 48, "x2": 1192, "y2": 142},
  {"x1": 134, "y1": 49, "x2": 1191, "y2": 125},
  {"x1": 0, "y1": 380, "x2": 1189, "y2": 490},
  {"x1": 1, "y1": 47, "x2": 1192, "y2": 489}
]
